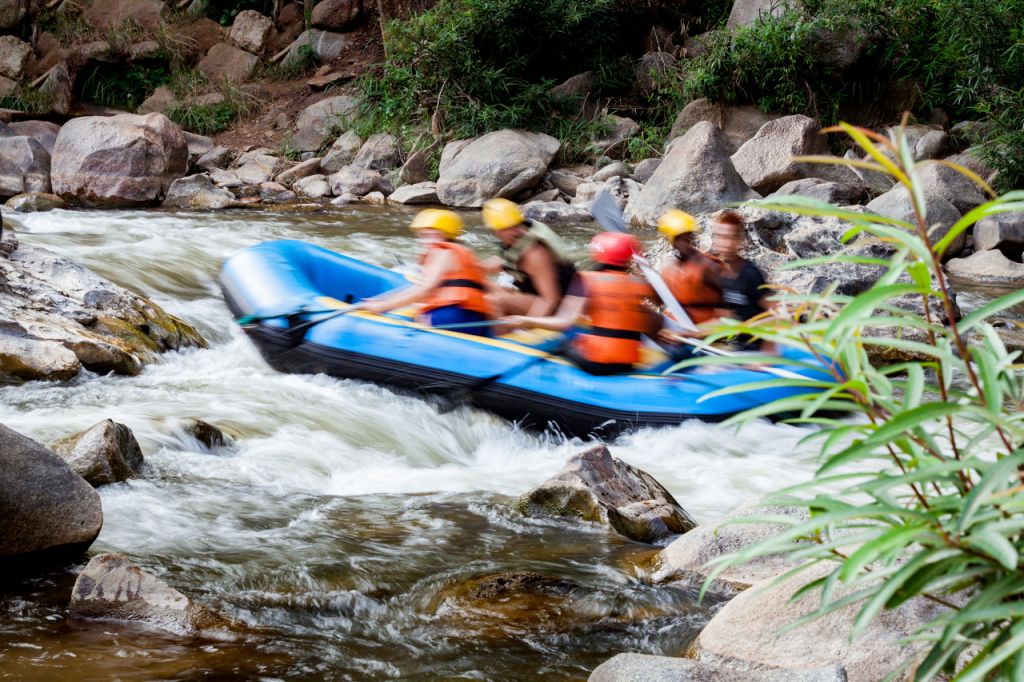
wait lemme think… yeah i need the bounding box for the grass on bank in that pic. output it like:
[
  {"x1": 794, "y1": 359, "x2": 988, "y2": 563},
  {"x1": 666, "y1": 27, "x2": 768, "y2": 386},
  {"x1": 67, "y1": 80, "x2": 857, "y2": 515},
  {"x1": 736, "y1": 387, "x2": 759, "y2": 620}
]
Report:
[{"x1": 675, "y1": 122, "x2": 1024, "y2": 680}]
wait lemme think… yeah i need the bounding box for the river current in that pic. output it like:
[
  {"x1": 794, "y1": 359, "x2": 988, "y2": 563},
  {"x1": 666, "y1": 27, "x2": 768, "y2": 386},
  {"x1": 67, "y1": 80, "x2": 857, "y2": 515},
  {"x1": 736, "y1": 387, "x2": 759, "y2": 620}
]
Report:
[{"x1": 0, "y1": 206, "x2": 823, "y2": 680}]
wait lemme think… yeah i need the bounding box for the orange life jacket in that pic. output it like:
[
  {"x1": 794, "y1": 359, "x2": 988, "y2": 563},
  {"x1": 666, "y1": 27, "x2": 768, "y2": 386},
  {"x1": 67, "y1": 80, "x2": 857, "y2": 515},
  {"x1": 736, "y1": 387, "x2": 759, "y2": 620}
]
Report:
[
  {"x1": 661, "y1": 253, "x2": 723, "y2": 324},
  {"x1": 573, "y1": 270, "x2": 656, "y2": 366},
  {"x1": 420, "y1": 241, "x2": 493, "y2": 317}
]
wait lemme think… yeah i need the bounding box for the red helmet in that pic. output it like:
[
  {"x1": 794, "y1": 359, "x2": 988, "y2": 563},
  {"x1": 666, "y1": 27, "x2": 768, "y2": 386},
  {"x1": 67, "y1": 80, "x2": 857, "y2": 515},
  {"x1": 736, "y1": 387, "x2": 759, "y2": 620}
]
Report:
[{"x1": 589, "y1": 231, "x2": 640, "y2": 267}]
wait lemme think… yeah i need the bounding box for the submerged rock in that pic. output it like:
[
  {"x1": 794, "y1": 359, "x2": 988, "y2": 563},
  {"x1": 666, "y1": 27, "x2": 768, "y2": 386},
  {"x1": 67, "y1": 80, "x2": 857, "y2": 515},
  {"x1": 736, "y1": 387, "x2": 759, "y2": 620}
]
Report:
[
  {"x1": 70, "y1": 553, "x2": 232, "y2": 636},
  {"x1": 0, "y1": 229, "x2": 206, "y2": 382},
  {"x1": 4, "y1": 192, "x2": 66, "y2": 213},
  {"x1": 181, "y1": 418, "x2": 229, "y2": 449},
  {"x1": 0, "y1": 424, "x2": 103, "y2": 563},
  {"x1": 516, "y1": 445, "x2": 696, "y2": 543},
  {"x1": 53, "y1": 419, "x2": 144, "y2": 487}
]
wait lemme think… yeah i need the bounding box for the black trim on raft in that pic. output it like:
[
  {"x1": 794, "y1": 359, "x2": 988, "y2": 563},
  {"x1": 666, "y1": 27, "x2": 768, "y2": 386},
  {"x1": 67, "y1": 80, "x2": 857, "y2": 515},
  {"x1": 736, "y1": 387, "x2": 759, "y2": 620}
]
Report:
[{"x1": 238, "y1": 322, "x2": 727, "y2": 439}]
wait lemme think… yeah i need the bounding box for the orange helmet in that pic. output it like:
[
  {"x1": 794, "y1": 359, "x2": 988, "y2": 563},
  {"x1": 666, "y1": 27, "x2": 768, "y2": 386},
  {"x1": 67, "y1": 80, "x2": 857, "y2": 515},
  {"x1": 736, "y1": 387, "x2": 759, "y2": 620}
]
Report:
[{"x1": 589, "y1": 231, "x2": 640, "y2": 267}]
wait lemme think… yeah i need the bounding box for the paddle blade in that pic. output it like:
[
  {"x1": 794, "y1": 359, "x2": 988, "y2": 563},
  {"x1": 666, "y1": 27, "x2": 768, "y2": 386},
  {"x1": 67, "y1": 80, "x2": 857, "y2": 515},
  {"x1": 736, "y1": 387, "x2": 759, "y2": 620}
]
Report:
[{"x1": 591, "y1": 190, "x2": 629, "y2": 233}]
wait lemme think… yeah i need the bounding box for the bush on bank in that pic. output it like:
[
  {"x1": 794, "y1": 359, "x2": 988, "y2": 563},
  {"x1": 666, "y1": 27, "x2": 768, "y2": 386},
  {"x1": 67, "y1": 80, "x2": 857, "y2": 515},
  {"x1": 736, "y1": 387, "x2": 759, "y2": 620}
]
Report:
[
  {"x1": 686, "y1": 124, "x2": 1024, "y2": 679},
  {"x1": 354, "y1": 0, "x2": 1024, "y2": 187}
]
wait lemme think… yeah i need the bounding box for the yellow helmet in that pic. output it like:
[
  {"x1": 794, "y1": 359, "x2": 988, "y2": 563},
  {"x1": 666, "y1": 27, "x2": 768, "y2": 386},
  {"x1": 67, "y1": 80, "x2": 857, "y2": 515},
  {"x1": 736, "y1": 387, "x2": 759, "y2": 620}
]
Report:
[
  {"x1": 657, "y1": 209, "x2": 699, "y2": 240},
  {"x1": 410, "y1": 209, "x2": 464, "y2": 238},
  {"x1": 482, "y1": 198, "x2": 525, "y2": 231}
]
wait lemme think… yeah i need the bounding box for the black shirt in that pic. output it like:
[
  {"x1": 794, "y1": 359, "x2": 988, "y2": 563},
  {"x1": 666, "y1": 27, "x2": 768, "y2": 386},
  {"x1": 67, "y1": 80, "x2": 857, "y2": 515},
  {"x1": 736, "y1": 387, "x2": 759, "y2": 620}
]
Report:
[{"x1": 720, "y1": 260, "x2": 767, "y2": 321}]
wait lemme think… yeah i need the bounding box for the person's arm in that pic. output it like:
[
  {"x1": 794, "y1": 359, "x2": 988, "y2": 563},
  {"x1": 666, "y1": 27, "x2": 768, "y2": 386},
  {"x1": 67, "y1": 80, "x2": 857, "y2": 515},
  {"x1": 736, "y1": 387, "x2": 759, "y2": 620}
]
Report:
[
  {"x1": 519, "y1": 245, "x2": 562, "y2": 316},
  {"x1": 362, "y1": 249, "x2": 453, "y2": 313},
  {"x1": 505, "y1": 295, "x2": 584, "y2": 331}
]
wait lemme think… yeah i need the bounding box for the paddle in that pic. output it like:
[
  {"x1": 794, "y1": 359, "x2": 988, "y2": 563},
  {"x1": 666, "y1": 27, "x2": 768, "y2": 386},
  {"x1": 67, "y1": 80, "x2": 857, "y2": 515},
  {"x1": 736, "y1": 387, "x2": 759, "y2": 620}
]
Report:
[{"x1": 589, "y1": 191, "x2": 805, "y2": 381}]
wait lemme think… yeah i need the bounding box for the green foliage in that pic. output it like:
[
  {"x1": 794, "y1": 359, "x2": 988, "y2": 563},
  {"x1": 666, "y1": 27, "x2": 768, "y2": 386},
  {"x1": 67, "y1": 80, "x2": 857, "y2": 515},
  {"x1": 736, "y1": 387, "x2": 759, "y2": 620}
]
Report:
[
  {"x1": 37, "y1": 1, "x2": 95, "y2": 47},
  {"x1": 976, "y1": 87, "x2": 1024, "y2": 193},
  {"x1": 165, "y1": 68, "x2": 252, "y2": 135},
  {"x1": 0, "y1": 88, "x2": 55, "y2": 115},
  {"x1": 77, "y1": 62, "x2": 171, "y2": 110},
  {"x1": 279, "y1": 139, "x2": 302, "y2": 161},
  {"x1": 624, "y1": 120, "x2": 669, "y2": 162},
  {"x1": 265, "y1": 44, "x2": 319, "y2": 80},
  {"x1": 353, "y1": 0, "x2": 652, "y2": 156},
  {"x1": 687, "y1": 124, "x2": 1024, "y2": 679},
  {"x1": 669, "y1": 0, "x2": 1024, "y2": 184}
]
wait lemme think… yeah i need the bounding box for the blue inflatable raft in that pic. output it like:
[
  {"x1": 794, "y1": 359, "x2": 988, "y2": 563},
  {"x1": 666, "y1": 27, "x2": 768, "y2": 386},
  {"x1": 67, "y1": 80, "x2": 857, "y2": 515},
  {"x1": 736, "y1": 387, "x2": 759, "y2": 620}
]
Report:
[{"x1": 220, "y1": 240, "x2": 829, "y2": 437}]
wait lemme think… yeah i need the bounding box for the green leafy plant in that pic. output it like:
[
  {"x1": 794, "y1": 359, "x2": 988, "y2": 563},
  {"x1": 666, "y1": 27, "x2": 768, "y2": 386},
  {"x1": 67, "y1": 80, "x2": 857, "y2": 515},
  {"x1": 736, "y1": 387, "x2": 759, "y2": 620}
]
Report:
[
  {"x1": 77, "y1": 62, "x2": 171, "y2": 110},
  {"x1": 682, "y1": 123, "x2": 1024, "y2": 679},
  {"x1": 164, "y1": 68, "x2": 253, "y2": 134},
  {"x1": 37, "y1": 1, "x2": 95, "y2": 47},
  {"x1": 0, "y1": 87, "x2": 56, "y2": 115}
]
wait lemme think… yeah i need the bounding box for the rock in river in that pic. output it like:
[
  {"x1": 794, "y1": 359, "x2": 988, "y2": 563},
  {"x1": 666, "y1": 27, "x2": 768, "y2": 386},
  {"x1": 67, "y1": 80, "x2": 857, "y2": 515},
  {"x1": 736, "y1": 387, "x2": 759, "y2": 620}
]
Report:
[
  {"x1": 0, "y1": 423, "x2": 103, "y2": 563},
  {"x1": 0, "y1": 228, "x2": 206, "y2": 382},
  {"x1": 53, "y1": 419, "x2": 144, "y2": 487},
  {"x1": 70, "y1": 553, "x2": 233, "y2": 636},
  {"x1": 516, "y1": 445, "x2": 696, "y2": 543}
]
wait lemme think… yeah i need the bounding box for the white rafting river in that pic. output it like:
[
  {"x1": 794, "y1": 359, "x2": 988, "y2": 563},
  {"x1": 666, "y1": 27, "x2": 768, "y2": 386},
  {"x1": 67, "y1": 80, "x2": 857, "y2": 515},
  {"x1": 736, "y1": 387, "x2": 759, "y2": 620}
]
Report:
[{"x1": 0, "y1": 206, "x2": 824, "y2": 680}]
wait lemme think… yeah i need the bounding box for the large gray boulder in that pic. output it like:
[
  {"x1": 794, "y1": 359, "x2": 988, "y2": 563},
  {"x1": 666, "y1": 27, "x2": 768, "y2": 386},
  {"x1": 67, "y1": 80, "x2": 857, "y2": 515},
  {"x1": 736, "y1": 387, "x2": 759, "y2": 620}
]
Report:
[
  {"x1": 50, "y1": 113, "x2": 188, "y2": 207},
  {"x1": 652, "y1": 501, "x2": 808, "y2": 595},
  {"x1": 70, "y1": 553, "x2": 232, "y2": 636},
  {"x1": 866, "y1": 186, "x2": 963, "y2": 257},
  {"x1": 731, "y1": 115, "x2": 831, "y2": 194},
  {"x1": 974, "y1": 213, "x2": 1024, "y2": 257},
  {"x1": 8, "y1": 121, "x2": 61, "y2": 155},
  {"x1": 916, "y1": 163, "x2": 987, "y2": 216},
  {"x1": 234, "y1": 153, "x2": 286, "y2": 185},
  {"x1": 0, "y1": 35, "x2": 31, "y2": 80},
  {"x1": 627, "y1": 121, "x2": 758, "y2": 227},
  {"x1": 311, "y1": 0, "x2": 361, "y2": 31},
  {"x1": 0, "y1": 231, "x2": 205, "y2": 381},
  {"x1": 0, "y1": 136, "x2": 51, "y2": 198},
  {"x1": 0, "y1": 423, "x2": 102, "y2": 561},
  {"x1": 229, "y1": 10, "x2": 273, "y2": 54},
  {"x1": 946, "y1": 249, "x2": 1024, "y2": 286},
  {"x1": 436, "y1": 130, "x2": 560, "y2": 208},
  {"x1": 516, "y1": 445, "x2": 696, "y2": 543},
  {"x1": 351, "y1": 133, "x2": 402, "y2": 171},
  {"x1": 292, "y1": 96, "x2": 360, "y2": 152},
  {"x1": 53, "y1": 420, "x2": 144, "y2": 487},
  {"x1": 162, "y1": 174, "x2": 240, "y2": 209},
  {"x1": 668, "y1": 98, "x2": 782, "y2": 154},
  {"x1": 197, "y1": 42, "x2": 259, "y2": 83},
  {"x1": 693, "y1": 563, "x2": 946, "y2": 682},
  {"x1": 589, "y1": 653, "x2": 845, "y2": 682}
]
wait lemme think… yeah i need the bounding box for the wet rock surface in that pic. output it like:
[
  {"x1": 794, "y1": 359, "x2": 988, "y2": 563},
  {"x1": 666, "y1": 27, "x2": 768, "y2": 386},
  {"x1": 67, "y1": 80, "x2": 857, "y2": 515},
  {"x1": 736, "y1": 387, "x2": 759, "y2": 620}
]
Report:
[
  {"x1": 53, "y1": 419, "x2": 144, "y2": 487},
  {"x1": 0, "y1": 228, "x2": 205, "y2": 382},
  {"x1": 0, "y1": 423, "x2": 102, "y2": 562},
  {"x1": 516, "y1": 445, "x2": 697, "y2": 543},
  {"x1": 69, "y1": 553, "x2": 233, "y2": 636}
]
